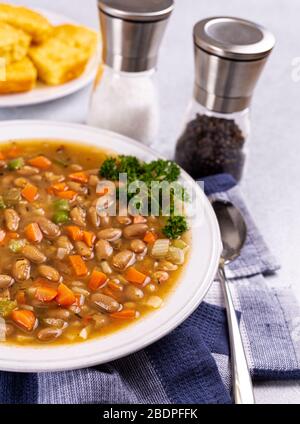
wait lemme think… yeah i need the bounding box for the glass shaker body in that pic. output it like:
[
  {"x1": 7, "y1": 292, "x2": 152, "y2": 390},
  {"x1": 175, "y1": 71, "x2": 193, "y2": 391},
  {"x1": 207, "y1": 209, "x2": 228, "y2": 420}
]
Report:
[
  {"x1": 87, "y1": 65, "x2": 160, "y2": 146},
  {"x1": 175, "y1": 99, "x2": 250, "y2": 181},
  {"x1": 180, "y1": 16, "x2": 275, "y2": 181}
]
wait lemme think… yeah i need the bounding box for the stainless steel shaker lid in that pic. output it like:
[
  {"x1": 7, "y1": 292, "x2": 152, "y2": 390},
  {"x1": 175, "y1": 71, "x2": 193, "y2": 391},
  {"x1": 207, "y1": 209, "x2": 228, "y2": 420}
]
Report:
[
  {"x1": 98, "y1": 0, "x2": 174, "y2": 72},
  {"x1": 99, "y1": 0, "x2": 174, "y2": 22},
  {"x1": 194, "y1": 17, "x2": 275, "y2": 60},
  {"x1": 193, "y1": 17, "x2": 275, "y2": 113}
]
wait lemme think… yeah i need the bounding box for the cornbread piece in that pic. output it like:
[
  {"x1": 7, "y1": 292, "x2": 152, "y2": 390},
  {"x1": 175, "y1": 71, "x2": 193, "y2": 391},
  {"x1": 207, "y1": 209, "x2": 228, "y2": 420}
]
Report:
[
  {"x1": 0, "y1": 56, "x2": 37, "y2": 93},
  {"x1": 0, "y1": 3, "x2": 53, "y2": 43},
  {"x1": 0, "y1": 22, "x2": 31, "y2": 64},
  {"x1": 29, "y1": 38, "x2": 89, "y2": 86},
  {"x1": 53, "y1": 24, "x2": 98, "y2": 58}
]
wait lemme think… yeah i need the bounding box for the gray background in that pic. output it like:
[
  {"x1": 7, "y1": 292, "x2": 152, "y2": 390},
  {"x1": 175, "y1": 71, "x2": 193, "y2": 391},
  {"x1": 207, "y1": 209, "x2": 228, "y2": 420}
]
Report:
[{"x1": 2, "y1": 0, "x2": 300, "y2": 404}]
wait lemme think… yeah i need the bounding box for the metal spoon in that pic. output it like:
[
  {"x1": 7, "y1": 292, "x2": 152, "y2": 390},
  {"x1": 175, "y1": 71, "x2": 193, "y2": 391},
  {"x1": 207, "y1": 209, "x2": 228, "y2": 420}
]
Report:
[{"x1": 212, "y1": 200, "x2": 255, "y2": 404}]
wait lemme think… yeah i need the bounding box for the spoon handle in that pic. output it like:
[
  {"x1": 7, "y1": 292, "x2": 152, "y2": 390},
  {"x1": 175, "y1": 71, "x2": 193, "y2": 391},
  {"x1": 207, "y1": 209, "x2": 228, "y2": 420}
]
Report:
[{"x1": 218, "y1": 266, "x2": 255, "y2": 404}]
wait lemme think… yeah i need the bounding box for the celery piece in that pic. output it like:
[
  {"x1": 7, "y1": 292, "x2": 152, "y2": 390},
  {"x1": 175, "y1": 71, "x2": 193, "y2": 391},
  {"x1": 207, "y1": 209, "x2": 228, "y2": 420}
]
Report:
[
  {"x1": 172, "y1": 239, "x2": 188, "y2": 250},
  {"x1": 8, "y1": 157, "x2": 24, "y2": 170},
  {"x1": 0, "y1": 300, "x2": 17, "y2": 318},
  {"x1": 8, "y1": 239, "x2": 26, "y2": 253},
  {"x1": 3, "y1": 188, "x2": 21, "y2": 206},
  {"x1": 53, "y1": 210, "x2": 69, "y2": 224},
  {"x1": 53, "y1": 199, "x2": 70, "y2": 211}
]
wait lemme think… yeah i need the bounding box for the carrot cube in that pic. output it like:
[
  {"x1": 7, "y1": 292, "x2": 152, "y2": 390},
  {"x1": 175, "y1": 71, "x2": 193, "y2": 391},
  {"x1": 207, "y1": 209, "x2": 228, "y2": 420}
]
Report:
[
  {"x1": 21, "y1": 184, "x2": 38, "y2": 202},
  {"x1": 28, "y1": 156, "x2": 52, "y2": 169},
  {"x1": 69, "y1": 255, "x2": 88, "y2": 276},
  {"x1": 88, "y1": 269, "x2": 107, "y2": 291},
  {"x1": 24, "y1": 223, "x2": 43, "y2": 243},
  {"x1": 68, "y1": 172, "x2": 88, "y2": 184},
  {"x1": 11, "y1": 310, "x2": 36, "y2": 331},
  {"x1": 56, "y1": 283, "x2": 76, "y2": 306}
]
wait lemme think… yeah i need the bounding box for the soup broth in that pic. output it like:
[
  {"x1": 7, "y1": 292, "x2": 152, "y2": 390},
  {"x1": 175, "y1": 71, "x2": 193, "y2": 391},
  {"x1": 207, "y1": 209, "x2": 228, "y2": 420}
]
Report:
[{"x1": 0, "y1": 140, "x2": 190, "y2": 345}]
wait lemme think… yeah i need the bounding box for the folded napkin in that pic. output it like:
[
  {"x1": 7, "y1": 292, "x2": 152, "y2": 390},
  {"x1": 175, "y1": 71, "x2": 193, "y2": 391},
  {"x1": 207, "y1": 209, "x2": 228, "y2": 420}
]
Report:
[{"x1": 1, "y1": 173, "x2": 300, "y2": 404}]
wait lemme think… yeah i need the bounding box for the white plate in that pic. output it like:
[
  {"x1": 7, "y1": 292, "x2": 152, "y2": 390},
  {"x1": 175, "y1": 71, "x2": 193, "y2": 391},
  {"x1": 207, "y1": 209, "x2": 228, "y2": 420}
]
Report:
[
  {"x1": 0, "y1": 120, "x2": 222, "y2": 372},
  {"x1": 0, "y1": 8, "x2": 99, "y2": 108}
]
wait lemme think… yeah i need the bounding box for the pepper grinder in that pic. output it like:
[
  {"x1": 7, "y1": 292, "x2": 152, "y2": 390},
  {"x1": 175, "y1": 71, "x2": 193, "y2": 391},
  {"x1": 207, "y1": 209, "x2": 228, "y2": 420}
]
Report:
[
  {"x1": 87, "y1": 0, "x2": 174, "y2": 146},
  {"x1": 175, "y1": 17, "x2": 275, "y2": 181}
]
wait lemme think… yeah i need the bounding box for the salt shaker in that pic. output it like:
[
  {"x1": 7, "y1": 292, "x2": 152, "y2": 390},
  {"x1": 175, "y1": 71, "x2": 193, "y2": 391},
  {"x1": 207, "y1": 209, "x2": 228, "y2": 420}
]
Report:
[
  {"x1": 175, "y1": 17, "x2": 275, "y2": 181},
  {"x1": 87, "y1": 0, "x2": 174, "y2": 146}
]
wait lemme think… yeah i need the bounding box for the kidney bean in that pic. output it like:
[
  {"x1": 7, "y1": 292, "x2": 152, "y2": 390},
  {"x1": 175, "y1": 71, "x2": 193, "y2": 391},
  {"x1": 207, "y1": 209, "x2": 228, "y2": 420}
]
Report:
[
  {"x1": 97, "y1": 228, "x2": 122, "y2": 242},
  {"x1": 17, "y1": 165, "x2": 39, "y2": 176},
  {"x1": 157, "y1": 260, "x2": 178, "y2": 271},
  {"x1": 43, "y1": 318, "x2": 67, "y2": 328},
  {"x1": 0, "y1": 274, "x2": 14, "y2": 289},
  {"x1": 37, "y1": 265, "x2": 60, "y2": 282},
  {"x1": 116, "y1": 216, "x2": 132, "y2": 225},
  {"x1": 68, "y1": 181, "x2": 88, "y2": 194},
  {"x1": 124, "y1": 285, "x2": 144, "y2": 301},
  {"x1": 75, "y1": 241, "x2": 93, "y2": 259},
  {"x1": 47, "y1": 309, "x2": 71, "y2": 320},
  {"x1": 14, "y1": 177, "x2": 28, "y2": 188},
  {"x1": 88, "y1": 206, "x2": 100, "y2": 228},
  {"x1": 90, "y1": 293, "x2": 120, "y2": 313},
  {"x1": 70, "y1": 206, "x2": 86, "y2": 227},
  {"x1": 111, "y1": 250, "x2": 136, "y2": 271},
  {"x1": 21, "y1": 245, "x2": 46, "y2": 264},
  {"x1": 130, "y1": 239, "x2": 146, "y2": 253},
  {"x1": 44, "y1": 172, "x2": 64, "y2": 183},
  {"x1": 88, "y1": 175, "x2": 100, "y2": 187},
  {"x1": 95, "y1": 239, "x2": 113, "y2": 260},
  {"x1": 4, "y1": 208, "x2": 20, "y2": 231},
  {"x1": 123, "y1": 224, "x2": 148, "y2": 239},
  {"x1": 36, "y1": 217, "x2": 60, "y2": 239},
  {"x1": 12, "y1": 258, "x2": 31, "y2": 281},
  {"x1": 56, "y1": 236, "x2": 73, "y2": 254},
  {"x1": 37, "y1": 328, "x2": 62, "y2": 341},
  {"x1": 153, "y1": 271, "x2": 169, "y2": 283}
]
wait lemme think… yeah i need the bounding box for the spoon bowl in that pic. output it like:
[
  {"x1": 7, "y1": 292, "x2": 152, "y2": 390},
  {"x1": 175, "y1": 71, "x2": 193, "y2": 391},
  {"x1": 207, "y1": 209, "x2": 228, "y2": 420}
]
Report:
[{"x1": 212, "y1": 200, "x2": 247, "y2": 264}]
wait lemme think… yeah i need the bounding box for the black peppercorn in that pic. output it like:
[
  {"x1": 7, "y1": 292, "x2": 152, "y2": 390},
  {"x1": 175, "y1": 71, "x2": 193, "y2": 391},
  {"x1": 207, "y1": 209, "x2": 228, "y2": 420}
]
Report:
[{"x1": 175, "y1": 114, "x2": 245, "y2": 181}]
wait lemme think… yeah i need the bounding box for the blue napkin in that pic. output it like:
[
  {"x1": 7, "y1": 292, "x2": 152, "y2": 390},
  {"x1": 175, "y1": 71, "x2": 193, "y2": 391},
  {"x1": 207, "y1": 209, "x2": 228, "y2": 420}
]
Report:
[{"x1": 1, "y1": 174, "x2": 300, "y2": 404}]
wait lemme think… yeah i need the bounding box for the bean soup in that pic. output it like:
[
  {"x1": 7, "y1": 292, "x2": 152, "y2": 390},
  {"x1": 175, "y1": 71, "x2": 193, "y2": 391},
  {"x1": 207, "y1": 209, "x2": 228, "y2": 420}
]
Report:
[{"x1": 0, "y1": 140, "x2": 190, "y2": 345}]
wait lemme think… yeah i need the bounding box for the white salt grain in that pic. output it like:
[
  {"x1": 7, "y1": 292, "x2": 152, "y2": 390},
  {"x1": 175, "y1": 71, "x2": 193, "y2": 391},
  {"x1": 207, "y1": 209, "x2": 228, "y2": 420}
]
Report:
[{"x1": 87, "y1": 66, "x2": 159, "y2": 146}]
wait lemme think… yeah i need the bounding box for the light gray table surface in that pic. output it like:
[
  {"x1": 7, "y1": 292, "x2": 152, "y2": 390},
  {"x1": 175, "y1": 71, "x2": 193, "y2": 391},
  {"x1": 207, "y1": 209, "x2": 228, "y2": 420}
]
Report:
[{"x1": 2, "y1": 0, "x2": 300, "y2": 404}]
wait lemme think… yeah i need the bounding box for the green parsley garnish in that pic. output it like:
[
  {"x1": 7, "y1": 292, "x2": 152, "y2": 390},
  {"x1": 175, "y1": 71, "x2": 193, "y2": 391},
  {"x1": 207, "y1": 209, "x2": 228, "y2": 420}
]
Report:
[
  {"x1": 99, "y1": 155, "x2": 188, "y2": 238},
  {"x1": 163, "y1": 216, "x2": 188, "y2": 239},
  {"x1": 100, "y1": 156, "x2": 142, "y2": 183},
  {"x1": 143, "y1": 159, "x2": 180, "y2": 183}
]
